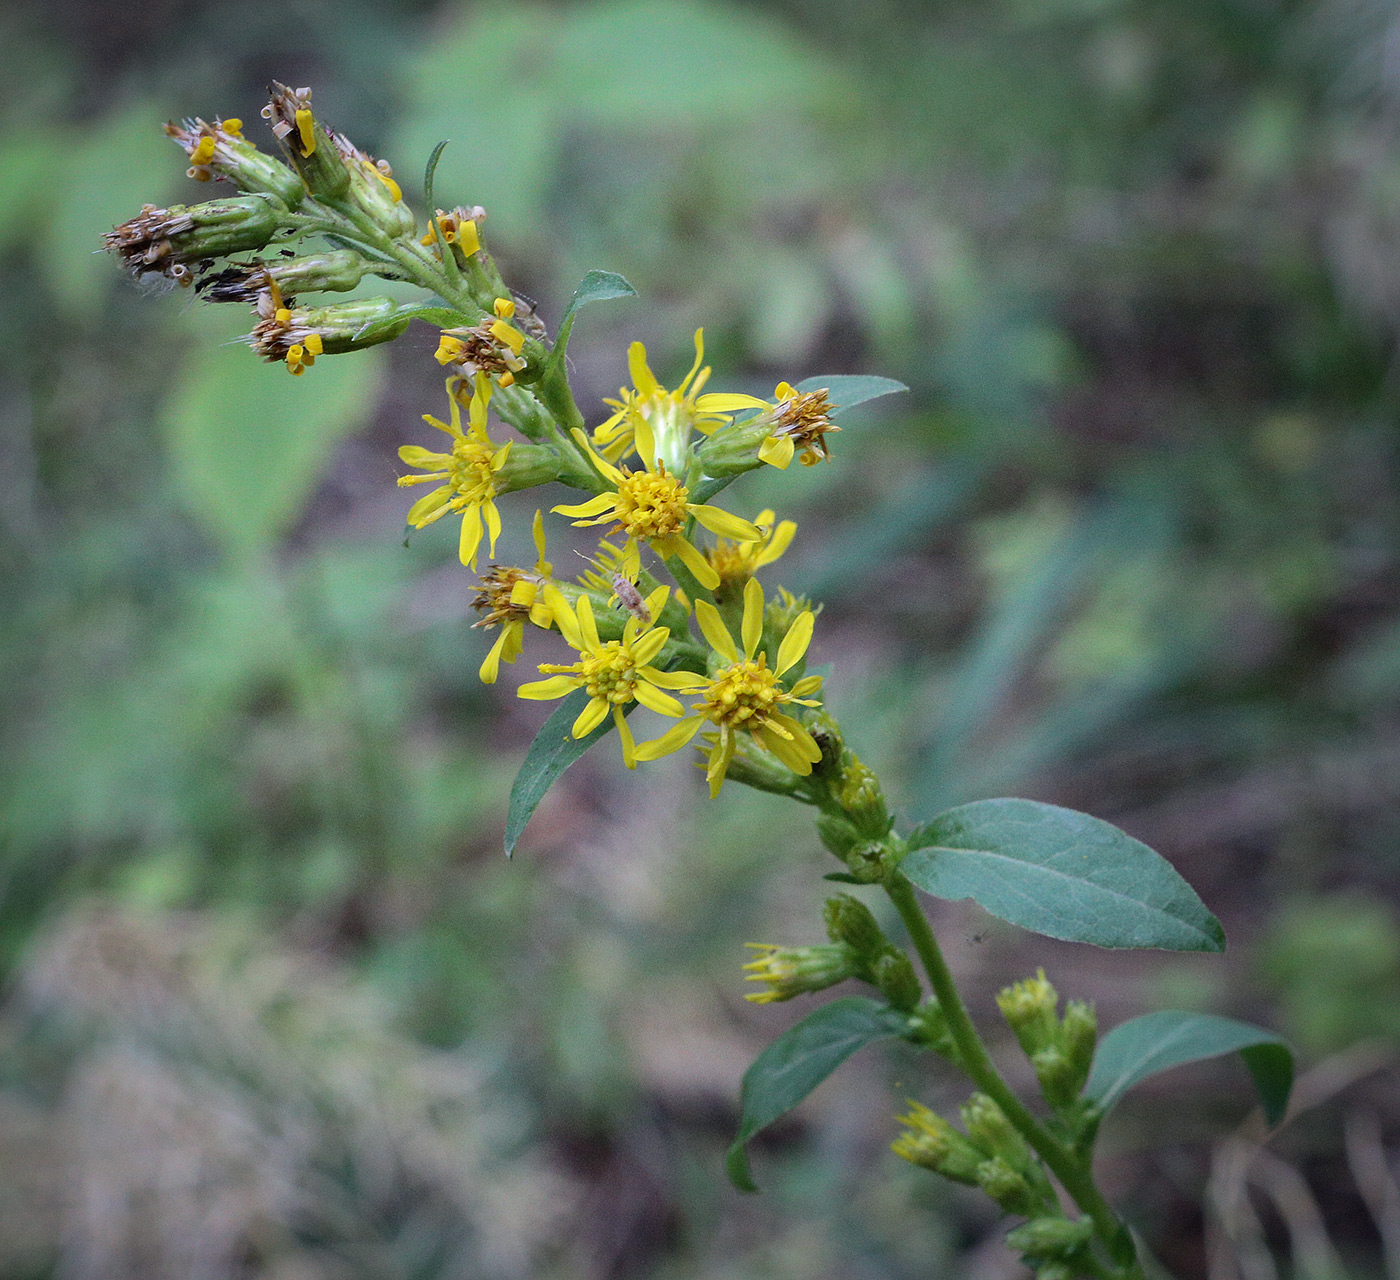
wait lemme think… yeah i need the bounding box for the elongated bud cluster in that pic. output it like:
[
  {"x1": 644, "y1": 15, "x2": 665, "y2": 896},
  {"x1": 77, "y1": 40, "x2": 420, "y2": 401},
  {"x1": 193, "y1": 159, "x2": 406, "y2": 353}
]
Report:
[
  {"x1": 892, "y1": 1101, "x2": 985, "y2": 1183},
  {"x1": 335, "y1": 133, "x2": 416, "y2": 236},
  {"x1": 262, "y1": 83, "x2": 350, "y2": 200},
  {"x1": 741, "y1": 942, "x2": 857, "y2": 1003},
  {"x1": 896, "y1": 1094, "x2": 1056, "y2": 1216},
  {"x1": 164, "y1": 117, "x2": 305, "y2": 208},
  {"x1": 103, "y1": 196, "x2": 282, "y2": 285},
  {"x1": 249, "y1": 292, "x2": 413, "y2": 373},
  {"x1": 1005, "y1": 1216, "x2": 1095, "y2": 1263},
  {"x1": 997, "y1": 971, "x2": 1098, "y2": 1109},
  {"x1": 199, "y1": 250, "x2": 371, "y2": 303}
]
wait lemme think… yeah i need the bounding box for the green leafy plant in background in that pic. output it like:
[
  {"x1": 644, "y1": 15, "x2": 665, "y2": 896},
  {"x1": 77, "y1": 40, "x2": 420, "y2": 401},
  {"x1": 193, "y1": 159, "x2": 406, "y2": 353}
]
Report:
[{"x1": 101, "y1": 82, "x2": 1295, "y2": 1280}]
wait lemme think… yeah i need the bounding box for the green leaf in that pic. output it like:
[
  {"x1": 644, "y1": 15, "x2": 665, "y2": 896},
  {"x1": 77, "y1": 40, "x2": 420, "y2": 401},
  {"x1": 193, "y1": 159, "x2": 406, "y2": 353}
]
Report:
[
  {"x1": 505, "y1": 688, "x2": 634, "y2": 856},
  {"x1": 901, "y1": 799, "x2": 1224, "y2": 951},
  {"x1": 794, "y1": 374, "x2": 908, "y2": 416},
  {"x1": 1086, "y1": 1011, "x2": 1293, "y2": 1126},
  {"x1": 423, "y1": 139, "x2": 450, "y2": 213},
  {"x1": 163, "y1": 313, "x2": 385, "y2": 562},
  {"x1": 552, "y1": 269, "x2": 638, "y2": 358},
  {"x1": 727, "y1": 997, "x2": 908, "y2": 1192}
]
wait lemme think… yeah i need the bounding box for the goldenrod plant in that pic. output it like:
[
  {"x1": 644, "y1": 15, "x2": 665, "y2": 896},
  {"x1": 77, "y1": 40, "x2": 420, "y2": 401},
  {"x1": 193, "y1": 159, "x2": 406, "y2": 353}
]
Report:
[{"x1": 106, "y1": 86, "x2": 1297, "y2": 1280}]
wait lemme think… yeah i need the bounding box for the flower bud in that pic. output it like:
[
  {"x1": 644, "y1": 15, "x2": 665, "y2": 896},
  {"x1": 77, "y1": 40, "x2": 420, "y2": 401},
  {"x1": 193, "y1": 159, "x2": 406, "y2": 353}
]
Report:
[
  {"x1": 165, "y1": 117, "x2": 304, "y2": 209},
  {"x1": 249, "y1": 293, "x2": 411, "y2": 373},
  {"x1": 262, "y1": 83, "x2": 350, "y2": 201},
  {"x1": 817, "y1": 812, "x2": 861, "y2": 859},
  {"x1": 696, "y1": 413, "x2": 770, "y2": 478},
  {"x1": 741, "y1": 943, "x2": 856, "y2": 1003},
  {"x1": 823, "y1": 893, "x2": 887, "y2": 958},
  {"x1": 336, "y1": 134, "x2": 417, "y2": 237},
  {"x1": 962, "y1": 1093, "x2": 1032, "y2": 1172},
  {"x1": 199, "y1": 250, "x2": 371, "y2": 303},
  {"x1": 1060, "y1": 999, "x2": 1097, "y2": 1091},
  {"x1": 1030, "y1": 1046, "x2": 1081, "y2": 1111},
  {"x1": 873, "y1": 952, "x2": 922, "y2": 1012},
  {"x1": 497, "y1": 444, "x2": 562, "y2": 494},
  {"x1": 997, "y1": 969, "x2": 1060, "y2": 1057},
  {"x1": 892, "y1": 1102, "x2": 984, "y2": 1184},
  {"x1": 974, "y1": 1156, "x2": 1042, "y2": 1216},
  {"x1": 835, "y1": 756, "x2": 891, "y2": 838},
  {"x1": 1005, "y1": 1216, "x2": 1095, "y2": 1262},
  {"x1": 103, "y1": 196, "x2": 282, "y2": 284}
]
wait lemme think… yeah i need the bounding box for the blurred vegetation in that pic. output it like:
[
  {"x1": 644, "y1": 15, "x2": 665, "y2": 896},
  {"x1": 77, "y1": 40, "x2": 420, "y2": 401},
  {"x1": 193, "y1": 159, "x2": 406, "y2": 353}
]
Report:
[{"x1": 3, "y1": 0, "x2": 1400, "y2": 1276}]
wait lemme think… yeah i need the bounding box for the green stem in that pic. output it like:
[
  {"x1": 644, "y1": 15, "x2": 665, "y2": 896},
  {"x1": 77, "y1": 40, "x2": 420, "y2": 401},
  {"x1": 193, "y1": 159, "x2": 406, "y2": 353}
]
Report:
[{"x1": 883, "y1": 873, "x2": 1141, "y2": 1274}]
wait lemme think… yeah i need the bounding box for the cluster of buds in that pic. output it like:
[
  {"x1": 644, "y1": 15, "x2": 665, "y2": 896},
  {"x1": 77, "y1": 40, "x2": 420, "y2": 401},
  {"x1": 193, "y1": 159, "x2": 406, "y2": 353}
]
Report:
[
  {"x1": 997, "y1": 970, "x2": 1098, "y2": 1112},
  {"x1": 893, "y1": 1094, "x2": 1057, "y2": 1217}
]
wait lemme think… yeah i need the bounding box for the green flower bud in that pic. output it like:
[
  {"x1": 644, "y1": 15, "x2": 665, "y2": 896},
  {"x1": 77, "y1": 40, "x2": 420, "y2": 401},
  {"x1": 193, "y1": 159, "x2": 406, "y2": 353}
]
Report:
[
  {"x1": 835, "y1": 756, "x2": 891, "y2": 838},
  {"x1": 892, "y1": 1101, "x2": 984, "y2": 1184},
  {"x1": 1030, "y1": 1045, "x2": 1081, "y2": 1110},
  {"x1": 805, "y1": 710, "x2": 845, "y2": 772},
  {"x1": 873, "y1": 951, "x2": 922, "y2": 1013},
  {"x1": 817, "y1": 812, "x2": 861, "y2": 859},
  {"x1": 1005, "y1": 1216, "x2": 1095, "y2": 1261},
  {"x1": 497, "y1": 444, "x2": 562, "y2": 494},
  {"x1": 908, "y1": 998, "x2": 959, "y2": 1060},
  {"x1": 975, "y1": 1156, "x2": 1042, "y2": 1216},
  {"x1": 696, "y1": 413, "x2": 770, "y2": 478},
  {"x1": 823, "y1": 893, "x2": 887, "y2": 957},
  {"x1": 200, "y1": 250, "x2": 372, "y2": 303},
  {"x1": 1061, "y1": 999, "x2": 1097, "y2": 1091},
  {"x1": 165, "y1": 117, "x2": 305, "y2": 209},
  {"x1": 103, "y1": 196, "x2": 282, "y2": 284},
  {"x1": 742, "y1": 943, "x2": 856, "y2": 1003},
  {"x1": 962, "y1": 1093, "x2": 1032, "y2": 1172},
  {"x1": 997, "y1": 969, "x2": 1060, "y2": 1057},
  {"x1": 262, "y1": 83, "x2": 350, "y2": 201},
  {"x1": 249, "y1": 295, "x2": 411, "y2": 373},
  {"x1": 336, "y1": 134, "x2": 418, "y2": 237}
]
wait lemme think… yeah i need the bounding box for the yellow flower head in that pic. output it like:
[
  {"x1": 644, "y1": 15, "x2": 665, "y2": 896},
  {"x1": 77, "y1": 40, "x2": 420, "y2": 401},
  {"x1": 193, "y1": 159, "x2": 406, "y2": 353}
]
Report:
[
  {"x1": 435, "y1": 299, "x2": 527, "y2": 388},
  {"x1": 421, "y1": 205, "x2": 484, "y2": 258},
  {"x1": 704, "y1": 508, "x2": 796, "y2": 603},
  {"x1": 516, "y1": 586, "x2": 701, "y2": 768},
  {"x1": 758, "y1": 383, "x2": 840, "y2": 469},
  {"x1": 553, "y1": 432, "x2": 761, "y2": 591},
  {"x1": 633, "y1": 579, "x2": 824, "y2": 796},
  {"x1": 397, "y1": 374, "x2": 511, "y2": 569},
  {"x1": 471, "y1": 510, "x2": 556, "y2": 684},
  {"x1": 593, "y1": 329, "x2": 768, "y2": 471}
]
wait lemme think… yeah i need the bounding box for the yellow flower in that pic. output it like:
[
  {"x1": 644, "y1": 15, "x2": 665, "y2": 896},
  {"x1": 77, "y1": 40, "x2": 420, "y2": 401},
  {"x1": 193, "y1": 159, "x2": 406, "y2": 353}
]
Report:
[
  {"x1": 593, "y1": 329, "x2": 768, "y2": 471},
  {"x1": 705, "y1": 508, "x2": 796, "y2": 602},
  {"x1": 694, "y1": 381, "x2": 841, "y2": 470},
  {"x1": 553, "y1": 432, "x2": 760, "y2": 591},
  {"x1": 516, "y1": 587, "x2": 700, "y2": 768},
  {"x1": 633, "y1": 579, "x2": 823, "y2": 796},
  {"x1": 397, "y1": 374, "x2": 510, "y2": 569},
  {"x1": 434, "y1": 298, "x2": 527, "y2": 388},
  {"x1": 471, "y1": 510, "x2": 557, "y2": 684}
]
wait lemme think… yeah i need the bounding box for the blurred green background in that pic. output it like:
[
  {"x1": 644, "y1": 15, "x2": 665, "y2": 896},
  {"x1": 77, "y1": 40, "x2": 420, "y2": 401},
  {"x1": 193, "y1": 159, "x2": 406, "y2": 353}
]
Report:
[{"x1": 4, "y1": 0, "x2": 1400, "y2": 1276}]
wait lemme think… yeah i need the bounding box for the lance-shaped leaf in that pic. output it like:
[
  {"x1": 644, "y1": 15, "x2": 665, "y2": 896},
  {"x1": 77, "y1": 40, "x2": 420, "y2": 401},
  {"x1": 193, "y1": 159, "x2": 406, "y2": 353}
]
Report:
[
  {"x1": 550, "y1": 269, "x2": 637, "y2": 361},
  {"x1": 423, "y1": 139, "x2": 450, "y2": 213},
  {"x1": 1087, "y1": 1011, "x2": 1293, "y2": 1126},
  {"x1": 901, "y1": 799, "x2": 1224, "y2": 951},
  {"x1": 794, "y1": 373, "x2": 908, "y2": 415},
  {"x1": 504, "y1": 688, "x2": 636, "y2": 856},
  {"x1": 727, "y1": 997, "x2": 909, "y2": 1192}
]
